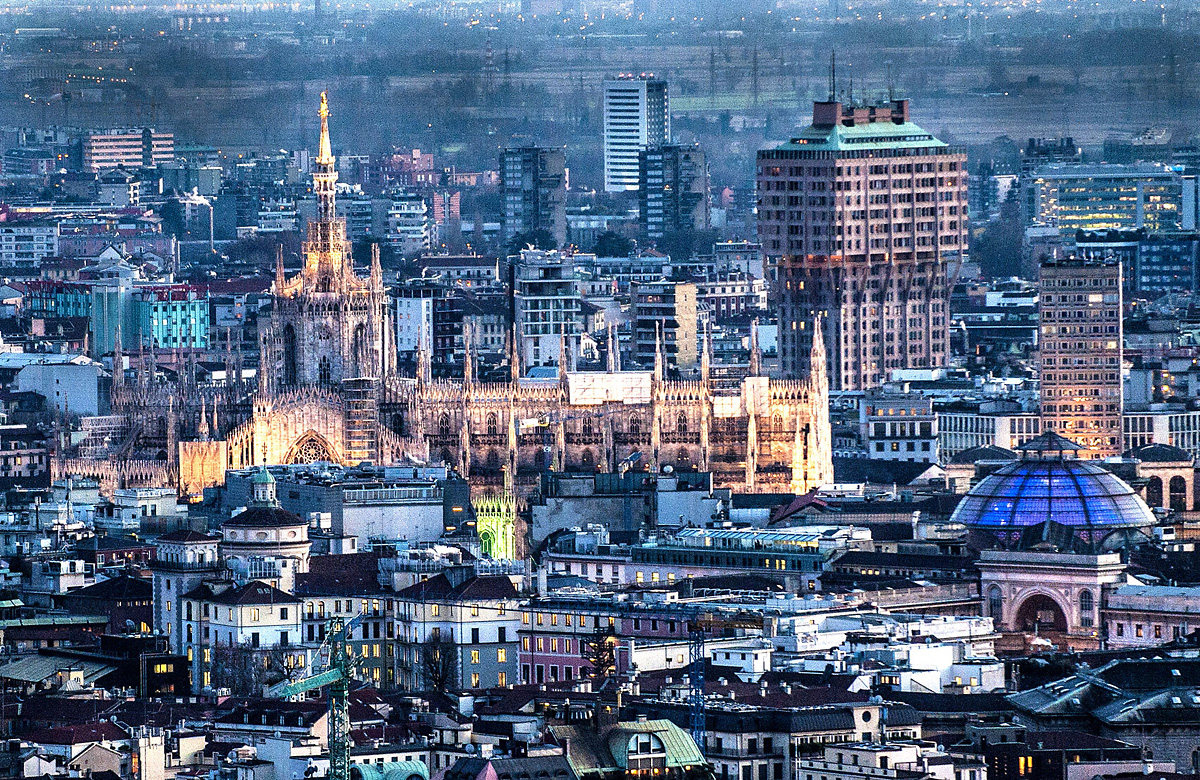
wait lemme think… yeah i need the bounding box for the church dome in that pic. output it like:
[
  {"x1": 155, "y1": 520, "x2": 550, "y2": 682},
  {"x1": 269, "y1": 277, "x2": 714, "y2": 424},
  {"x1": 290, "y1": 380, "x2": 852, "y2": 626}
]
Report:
[
  {"x1": 223, "y1": 506, "x2": 306, "y2": 528},
  {"x1": 950, "y1": 458, "x2": 1157, "y2": 532}
]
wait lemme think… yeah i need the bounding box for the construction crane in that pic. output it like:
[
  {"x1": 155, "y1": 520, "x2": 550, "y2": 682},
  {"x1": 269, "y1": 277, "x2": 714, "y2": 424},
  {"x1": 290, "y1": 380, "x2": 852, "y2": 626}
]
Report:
[{"x1": 269, "y1": 614, "x2": 363, "y2": 780}]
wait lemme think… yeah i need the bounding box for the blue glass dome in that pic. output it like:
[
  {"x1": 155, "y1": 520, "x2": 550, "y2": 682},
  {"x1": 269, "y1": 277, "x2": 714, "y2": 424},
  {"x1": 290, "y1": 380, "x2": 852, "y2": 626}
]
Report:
[{"x1": 950, "y1": 459, "x2": 1157, "y2": 530}]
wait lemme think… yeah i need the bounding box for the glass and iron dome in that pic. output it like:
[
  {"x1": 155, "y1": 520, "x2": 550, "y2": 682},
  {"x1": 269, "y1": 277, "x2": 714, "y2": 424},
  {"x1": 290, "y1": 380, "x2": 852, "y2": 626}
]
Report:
[{"x1": 950, "y1": 458, "x2": 1157, "y2": 531}]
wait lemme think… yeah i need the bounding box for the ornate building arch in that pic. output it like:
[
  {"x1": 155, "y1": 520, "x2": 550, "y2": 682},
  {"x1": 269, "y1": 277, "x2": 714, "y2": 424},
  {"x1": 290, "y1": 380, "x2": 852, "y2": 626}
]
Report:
[
  {"x1": 226, "y1": 390, "x2": 347, "y2": 468},
  {"x1": 285, "y1": 431, "x2": 338, "y2": 464}
]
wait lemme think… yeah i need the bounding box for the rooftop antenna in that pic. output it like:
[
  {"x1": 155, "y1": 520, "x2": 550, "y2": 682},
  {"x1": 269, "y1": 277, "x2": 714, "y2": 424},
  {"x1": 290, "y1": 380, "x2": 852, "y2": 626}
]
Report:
[
  {"x1": 828, "y1": 50, "x2": 836, "y2": 101},
  {"x1": 887, "y1": 62, "x2": 895, "y2": 102}
]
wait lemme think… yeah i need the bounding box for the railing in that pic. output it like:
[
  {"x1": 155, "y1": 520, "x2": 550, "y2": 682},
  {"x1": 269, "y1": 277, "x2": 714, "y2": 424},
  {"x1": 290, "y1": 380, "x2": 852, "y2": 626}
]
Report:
[
  {"x1": 149, "y1": 559, "x2": 224, "y2": 572},
  {"x1": 344, "y1": 486, "x2": 441, "y2": 503},
  {"x1": 865, "y1": 582, "x2": 980, "y2": 607}
]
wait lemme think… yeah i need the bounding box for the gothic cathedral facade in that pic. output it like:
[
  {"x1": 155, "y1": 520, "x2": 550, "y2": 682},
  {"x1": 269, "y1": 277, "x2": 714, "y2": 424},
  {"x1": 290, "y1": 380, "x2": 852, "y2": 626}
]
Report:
[{"x1": 62, "y1": 95, "x2": 835, "y2": 516}]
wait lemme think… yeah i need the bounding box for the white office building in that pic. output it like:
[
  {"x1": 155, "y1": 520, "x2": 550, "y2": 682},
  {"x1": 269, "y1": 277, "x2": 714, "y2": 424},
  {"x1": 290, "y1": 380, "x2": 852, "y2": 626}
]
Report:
[
  {"x1": 603, "y1": 75, "x2": 669, "y2": 193},
  {"x1": 386, "y1": 193, "x2": 431, "y2": 256},
  {"x1": 513, "y1": 249, "x2": 583, "y2": 370}
]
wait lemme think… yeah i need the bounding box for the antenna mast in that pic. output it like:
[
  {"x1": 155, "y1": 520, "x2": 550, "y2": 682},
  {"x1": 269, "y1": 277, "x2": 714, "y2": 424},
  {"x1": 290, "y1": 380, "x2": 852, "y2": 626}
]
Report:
[{"x1": 829, "y1": 51, "x2": 836, "y2": 101}]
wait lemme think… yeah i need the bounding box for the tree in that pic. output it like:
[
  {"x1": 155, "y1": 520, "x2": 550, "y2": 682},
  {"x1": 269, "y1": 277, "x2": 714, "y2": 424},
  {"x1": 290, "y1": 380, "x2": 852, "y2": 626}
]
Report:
[
  {"x1": 657, "y1": 228, "x2": 718, "y2": 265},
  {"x1": 581, "y1": 627, "x2": 617, "y2": 685},
  {"x1": 225, "y1": 232, "x2": 303, "y2": 273},
  {"x1": 421, "y1": 635, "x2": 459, "y2": 693},
  {"x1": 507, "y1": 229, "x2": 557, "y2": 257},
  {"x1": 209, "y1": 642, "x2": 299, "y2": 697},
  {"x1": 970, "y1": 195, "x2": 1025, "y2": 279},
  {"x1": 592, "y1": 231, "x2": 633, "y2": 258}
]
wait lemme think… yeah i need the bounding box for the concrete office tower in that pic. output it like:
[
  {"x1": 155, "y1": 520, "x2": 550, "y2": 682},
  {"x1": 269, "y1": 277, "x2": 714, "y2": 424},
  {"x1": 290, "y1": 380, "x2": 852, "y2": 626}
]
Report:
[
  {"x1": 638, "y1": 144, "x2": 710, "y2": 241},
  {"x1": 1038, "y1": 255, "x2": 1124, "y2": 459},
  {"x1": 501, "y1": 146, "x2": 567, "y2": 247},
  {"x1": 603, "y1": 75, "x2": 669, "y2": 193},
  {"x1": 757, "y1": 98, "x2": 968, "y2": 390},
  {"x1": 630, "y1": 280, "x2": 698, "y2": 372}
]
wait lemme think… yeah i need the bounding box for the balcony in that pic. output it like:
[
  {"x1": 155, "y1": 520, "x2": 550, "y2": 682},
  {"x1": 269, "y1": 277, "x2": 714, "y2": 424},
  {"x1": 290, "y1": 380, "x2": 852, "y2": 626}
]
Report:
[{"x1": 661, "y1": 431, "x2": 700, "y2": 445}]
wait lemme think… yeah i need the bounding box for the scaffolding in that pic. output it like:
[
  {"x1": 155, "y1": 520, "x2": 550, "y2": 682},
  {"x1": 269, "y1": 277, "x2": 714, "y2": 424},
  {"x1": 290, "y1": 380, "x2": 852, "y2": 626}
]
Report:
[
  {"x1": 78, "y1": 415, "x2": 129, "y2": 458},
  {"x1": 342, "y1": 377, "x2": 379, "y2": 464}
]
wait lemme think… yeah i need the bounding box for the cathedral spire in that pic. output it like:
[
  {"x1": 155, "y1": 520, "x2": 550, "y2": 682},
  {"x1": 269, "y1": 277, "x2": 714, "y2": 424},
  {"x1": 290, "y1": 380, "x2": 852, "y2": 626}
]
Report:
[
  {"x1": 416, "y1": 320, "x2": 432, "y2": 386},
  {"x1": 313, "y1": 91, "x2": 339, "y2": 224},
  {"x1": 111, "y1": 326, "x2": 123, "y2": 389},
  {"x1": 275, "y1": 244, "x2": 286, "y2": 291},
  {"x1": 136, "y1": 338, "x2": 146, "y2": 387},
  {"x1": 463, "y1": 320, "x2": 474, "y2": 386},
  {"x1": 701, "y1": 320, "x2": 711, "y2": 386},
  {"x1": 749, "y1": 318, "x2": 762, "y2": 376},
  {"x1": 607, "y1": 324, "x2": 618, "y2": 373},
  {"x1": 557, "y1": 328, "x2": 568, "y2": 385},
  {"x1": 224, "y1": 328, "x2": 235, "y2": 385},
  {"x1": 510, "y1": 323, "x2": 521, "y2": 385},
  {"x1": 653, "y1": 322, "x2": 664, "y2": 383},
  {"x1": 370, "y1": 242, "x2": 383, "y2": 289}
]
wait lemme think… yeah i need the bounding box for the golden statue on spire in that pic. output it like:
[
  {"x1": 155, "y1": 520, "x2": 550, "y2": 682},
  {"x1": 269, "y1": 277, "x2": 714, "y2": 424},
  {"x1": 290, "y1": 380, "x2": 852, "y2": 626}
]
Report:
[{"x1": 317, "y1": 91, "x2": 334, "y2": 165}]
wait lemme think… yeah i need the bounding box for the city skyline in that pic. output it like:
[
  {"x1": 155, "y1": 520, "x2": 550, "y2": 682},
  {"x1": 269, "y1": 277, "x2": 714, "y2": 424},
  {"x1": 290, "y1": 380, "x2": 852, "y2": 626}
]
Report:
[{"x1": 3, "y1": 6, "x2": 1200, "y2": 780}]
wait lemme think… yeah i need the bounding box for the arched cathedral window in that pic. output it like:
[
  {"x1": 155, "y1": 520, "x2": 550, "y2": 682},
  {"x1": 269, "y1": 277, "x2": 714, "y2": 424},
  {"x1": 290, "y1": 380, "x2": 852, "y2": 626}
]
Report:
[{"x1": 282, "y1": 325, "x2": 297, "y2": 386}]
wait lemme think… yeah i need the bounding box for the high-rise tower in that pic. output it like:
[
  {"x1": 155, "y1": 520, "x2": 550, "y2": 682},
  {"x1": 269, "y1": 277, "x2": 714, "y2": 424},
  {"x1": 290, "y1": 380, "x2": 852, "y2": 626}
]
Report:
[
  {"x1": 758, "y1": 98, "x2": 968, "y2": 390},
  {"x1": 603, "y1": 75, "x2": 669, "y2": 193},
  {"x1": 501, "y1": 146, "x2": 567, "y2": 247},
  {"x1": 1038, "y1": 255, "x2": 1123, "y2": 458}
]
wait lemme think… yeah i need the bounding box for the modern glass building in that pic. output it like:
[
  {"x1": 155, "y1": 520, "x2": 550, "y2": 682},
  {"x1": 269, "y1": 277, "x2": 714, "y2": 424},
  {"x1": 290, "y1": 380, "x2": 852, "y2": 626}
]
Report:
[{"x1": 1027, "y1": 163, "x2": 1182, "y2": 238}]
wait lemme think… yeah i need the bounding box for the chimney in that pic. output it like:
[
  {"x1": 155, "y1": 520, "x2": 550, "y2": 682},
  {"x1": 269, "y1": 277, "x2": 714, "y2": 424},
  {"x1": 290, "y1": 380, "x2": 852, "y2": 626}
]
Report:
[{"x1": 813, "y1": 101, "x2": 841, "y2": 128}]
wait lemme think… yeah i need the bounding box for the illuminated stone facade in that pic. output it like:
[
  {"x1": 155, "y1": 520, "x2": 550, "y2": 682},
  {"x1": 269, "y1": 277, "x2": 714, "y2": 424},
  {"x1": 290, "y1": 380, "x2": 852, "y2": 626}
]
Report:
[{"x1": 63, "y1": 95, "x2": 834, "y2": 512}]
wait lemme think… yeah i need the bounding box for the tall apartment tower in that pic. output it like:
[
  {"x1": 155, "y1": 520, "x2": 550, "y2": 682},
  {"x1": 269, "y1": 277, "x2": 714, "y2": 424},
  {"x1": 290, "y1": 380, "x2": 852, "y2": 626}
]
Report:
[
  {"x1": 758, "y1": 98, "x2": 968, "y2": 390},
  {"x1": 630, "y1": 280, "x2": 698, "y2": 372},
  {"x1": 501, "y1": 146, "x2": 567, "y2": 247},
  {"x1": 1038, "y1": 256, "x2": 1123, "y2": 458},
  {"x1": 638, "y1": 144, "x2": 710, "y2": 241},
  {"x1": 603, "y1": 75, "x2": 670, "y2": 193},
  {"x1": 512, "y1": 249, "x2": 583, "y2": 369}
]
